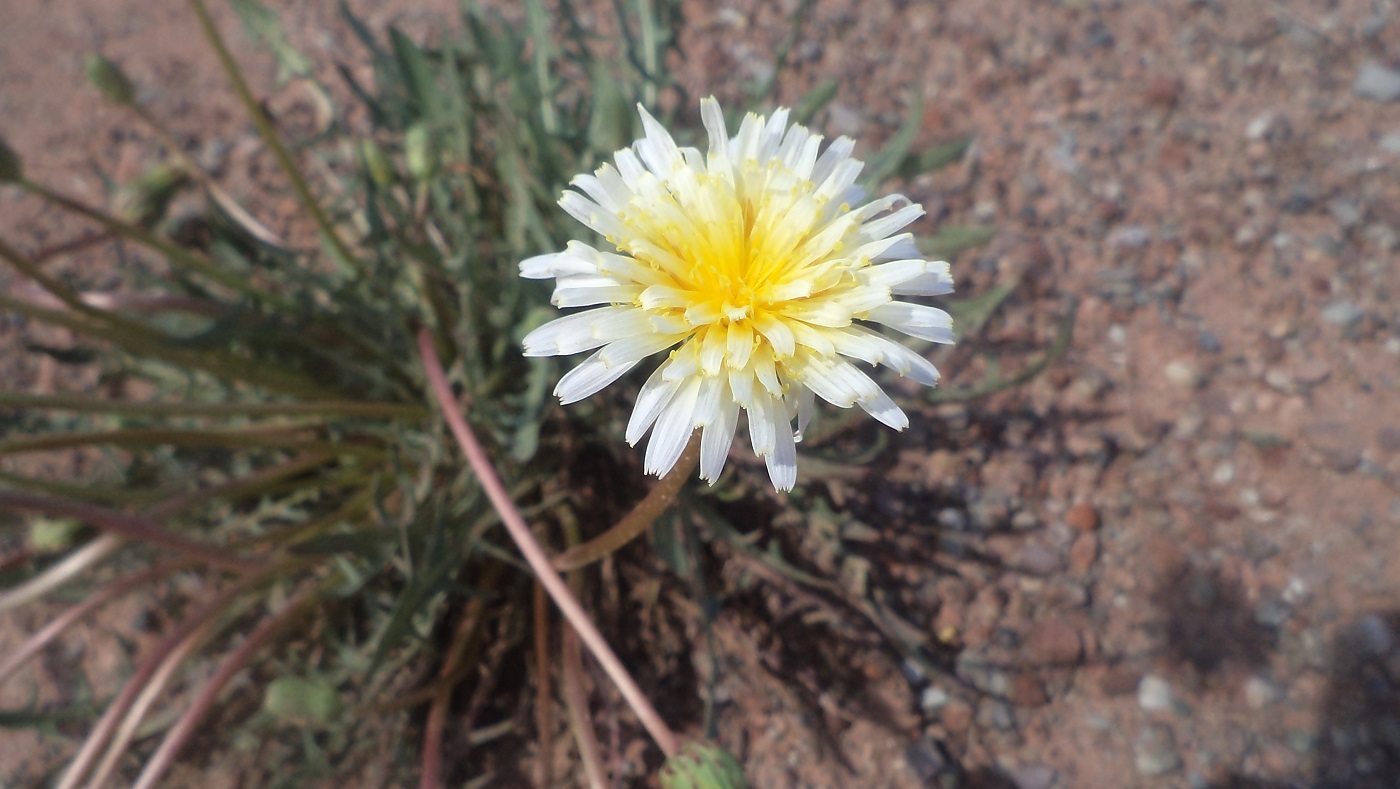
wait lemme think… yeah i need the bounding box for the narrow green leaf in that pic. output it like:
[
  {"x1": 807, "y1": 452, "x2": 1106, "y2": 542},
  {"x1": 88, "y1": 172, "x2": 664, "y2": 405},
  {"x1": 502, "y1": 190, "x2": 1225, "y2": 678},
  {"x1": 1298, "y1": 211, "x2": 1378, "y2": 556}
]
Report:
[{"x1": 862, "y1": 88, "x2": 924, "y2": 188}]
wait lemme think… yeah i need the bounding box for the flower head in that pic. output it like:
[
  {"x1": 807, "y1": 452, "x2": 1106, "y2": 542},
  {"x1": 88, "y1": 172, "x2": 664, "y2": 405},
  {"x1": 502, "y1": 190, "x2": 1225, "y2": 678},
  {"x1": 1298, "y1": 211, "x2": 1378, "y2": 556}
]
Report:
[{"x1": 522, "y1": 98, "x2": 954, "y2": 491}]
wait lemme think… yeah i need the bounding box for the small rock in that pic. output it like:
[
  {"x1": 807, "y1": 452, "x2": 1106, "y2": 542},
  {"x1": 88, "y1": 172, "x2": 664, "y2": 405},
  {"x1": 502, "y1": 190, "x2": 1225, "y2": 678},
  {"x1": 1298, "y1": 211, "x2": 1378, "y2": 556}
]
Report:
[
  {"x1": 1008, "y1": 764, "x2": 1058, "y2": 789},
  {"x1": 1008, "y1": 674, "x2": 1049, "y2": 707},
  {"x1": 977, "y1": 698, "x2": 1016, "y2": 730},
  {"x1": 1328, "y1": 197, "x2": 1364, "y2": 229},
  {"x1": 1375, "y1": 427, "x2": 1400, "y2": 453},
  {"x1": 940, "y1": 699, "x2": 974, "y2": 732},
  {"x1": 1198, "y1": 330, "x2": 1222, "y2": 353},
  {"x1": 1381, "y1": 133, "x2": 1400, "y2": 156},
  {"x1": 1107, "y1": 225, "x2": 1151, "y2": 248},
  {"x1": 1134, "y1": 724, "x2": 1183, "y2": 776},
  {"x1": 1100, "y1": 664, "x2": 1142, "y2": 696},
  {"x1": 1069, "y1": 533, "x2": 1098, "y2": 575},
  {"x1": 1138, "y1": 674, "x2": 1174, "y2": 712},
  {"x1": 1212, "y1": 462, "x2": 1236, "y2": 486},
  {"x1": 1017, "y1": 543, "x2": 1063, "y2": 576},
  {"x1": 1065, "y1": 502, "x2": 1100, "y2": 531},
  {"x1": 921, "y1": 686, "x2": 952, "y2": 712},
  {"x1": 1164, "y1": 360, "x2": 1202, "y2": 389},
  {"x1": 905, "y1": 737, "x2": 958, "y2": 784},
  {"x1": 1294, "y1": 359, "x2": 1332, "y2": 386},
  {"x1": 1027, "y1": 620, "x2": 1084, "y2": 665},
  {"x1": 1244, "y1": 113, "x2": 1276, "y2": 141},
  {"x1": 1353, "y1": 61, "x2": 1400, "y2": 102},
  {"x1": 1363, "y1": 222, "x2": 1400, "y2": 252},
  {"x1": 1355, "y1": 614, "x2": 1397, "y2": 657},
  {"x1": 1320, "y1": 300, "x2": 1364, "y2": 329},
  {"x1": 1244, "y1": 675, "x2": 1283, "y2": 709}
]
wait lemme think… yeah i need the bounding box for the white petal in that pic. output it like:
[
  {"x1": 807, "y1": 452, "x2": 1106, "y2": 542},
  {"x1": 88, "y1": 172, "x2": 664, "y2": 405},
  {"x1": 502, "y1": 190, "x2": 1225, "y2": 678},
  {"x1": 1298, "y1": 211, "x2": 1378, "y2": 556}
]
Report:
[
  {"x1": 891, "y1": 261, "x2": 954, "y2": 296},
  {"x1": 700, "y1": 96, "x2": 729, "y2": 157},
  {"x1": 794, "y1": 385, "x2": 817, "y2": 442},
  {"x1": 857, "y1": 388, "x2": 908, "y2": 430},
  {"x1": 752, "y1": 313, "x2": 796, "y2": 358},
  {"x1": 747, "y1": 390, "x2": 778, "y2": 456},
  {"x1": 627, "y1": 364, "x2": 681, "y2": 445},
  {"x1": 520, "y1": 251, "x2": 597, "y2": 280},
  {"x1": 866, "y1": 302, "x2": 956, "y2": 344},
  {"x1": 859, "y1": 203, "x2": 925, "y2": 240},
  {"x1": 765, "y1": 411, "x2": 798, "y2": 492},
  {"x1": 597, "y1": 331, "x2": 684, "y2": 367},
  {"x1": 554, "y1": 351, "x2": 637, "y2": 404},
  {"x1": 523, "y1": 306, "x2": 643, "y2": 357},
  {"x1": 645, "y1": 377, "x2": 700, "y2": 476},
  {"x1": 877, "y1": 235, "x2": 922, "y2": 260},
  {"x1": 830, "y1": 328, "x2": 941, "y2": 386},
  {"x1": 636, "y1": 103, "x2": 684, "y2": 177},
  {"x1": 551, "y1": 275, "x2": 634, "y2": 308},
  {"x1": 559, "y1": 191, "x2": 627, "y2": 239},
  {"x1": 700, "y1": 395, "x2": 740, "y2": 483},
  {"x1": 814, "y1": 158, "x2": 863, "y2": 205},
  {"x1": 811, "y1": 136, "x2": 855, "y2": 186},
  {"x1": 693, "y1": 374, "x2": 725, "y2": 427}
]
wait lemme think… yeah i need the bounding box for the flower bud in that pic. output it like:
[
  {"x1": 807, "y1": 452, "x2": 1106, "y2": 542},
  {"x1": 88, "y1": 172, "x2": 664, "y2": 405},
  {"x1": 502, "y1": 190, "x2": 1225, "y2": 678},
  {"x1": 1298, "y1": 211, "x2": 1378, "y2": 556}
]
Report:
[
  {"x1": 113, "y1": 164, "x2": 189, "y2": 228},
  {"x1": 85, "y1": 54, "x2": 136, "y2": 106},
  {"x1": 359, "y1": 139, "x2": 394, "y2": 188},
  {"x1": 28, "y1": 518, "x2": 83, "y2": 553},
  {"x1": 0, "y1": 137, "x2": 21, "y2": 183},
  {"x1": 404, "y1": 123, "x2": 438, "y2": 182},
  {"x1": 263, "y1": 676, "x2": 341, "y2": 727},
  {"x1": 660, "y1": 744, "x2": 747, "y2": 789}
]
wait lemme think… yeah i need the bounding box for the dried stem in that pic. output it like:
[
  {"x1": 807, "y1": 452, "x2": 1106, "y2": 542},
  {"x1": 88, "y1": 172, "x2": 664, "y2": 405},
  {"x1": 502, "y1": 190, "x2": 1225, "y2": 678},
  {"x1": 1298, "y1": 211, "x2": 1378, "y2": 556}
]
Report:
[
  {"x1": 130, "y1": 583, "x2": 322, "y2": 789},
  {"x1": 551, "y1": 436, "x2": 699, "y2": 572},
  {"x1": 533, "y1": 581, "x2": 555, "y2": 788},
  {"x1": 562, "y1": 627, "x2": 609, "y2": 789},
  {"x1": 0, "y1": 558, "x2": 192, "y2": 683},
  {"x1": 54, "y1": 569, "x2": 277, "y2": 789},
  {"x1": 185, "y1": 0, "x2": 361, "y2": 275},
  {"x1": 417, "y1": 328, "x2": 679, "y2": 758},
  {"x1": 0, "y1": 491, "x2": 264, "y2": 572},
  {"x1": 418, "y1": 562, "x2": 500, "y2": 789},
  {"x1": 0, "y1": 534, "x2": 125, "y2": 614}
]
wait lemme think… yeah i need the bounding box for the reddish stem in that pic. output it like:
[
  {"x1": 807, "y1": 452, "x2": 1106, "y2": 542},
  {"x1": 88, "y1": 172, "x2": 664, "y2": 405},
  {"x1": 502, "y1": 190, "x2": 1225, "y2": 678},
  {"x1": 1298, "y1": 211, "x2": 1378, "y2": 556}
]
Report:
[{"x1": 417, "y1": 329, "x2": 679, "y2": 758}]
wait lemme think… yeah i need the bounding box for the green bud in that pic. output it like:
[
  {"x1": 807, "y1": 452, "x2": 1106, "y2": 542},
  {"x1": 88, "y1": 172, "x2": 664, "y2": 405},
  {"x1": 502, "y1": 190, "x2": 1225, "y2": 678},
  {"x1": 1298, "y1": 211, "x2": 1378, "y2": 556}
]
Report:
[
  {"x1": 85, "y1": 54, "x2": 136, "y2": 106},
  {"x1": 28, "y1": 517, "x2": 83, "y2": 553},
  {"x1": 262, "y1": 676, "x2": 341, "y2": 728},
  {"x1": 660, "y1": 744, "x2": 748, "y2": 789},
  {"x1": 404, "y1": 123, "x2": 438, "y2": 182},
  {"x1": 359, "y1": 139, "x2": 394, "y2": 188},
  {"x1": 0, "y1": 137, "x2": 21, "y2": 183},
  {"x1": 113, "y1": 163, "x2": 189, "y2": 228}
]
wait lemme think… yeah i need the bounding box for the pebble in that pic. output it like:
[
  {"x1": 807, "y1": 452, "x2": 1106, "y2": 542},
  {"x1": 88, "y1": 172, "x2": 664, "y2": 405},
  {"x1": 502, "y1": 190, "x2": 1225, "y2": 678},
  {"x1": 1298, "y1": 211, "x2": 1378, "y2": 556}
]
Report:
[
  {"x1": 1198, "y1": 330, "x2": 1222, "y2": 353},
  {"x1": 1320, "y1": 300, "x2": 1363, "y2": 329},
  {"x1": 1353, "y1": 61, "x2": 1400, "y2": 102},
  {"x1": 1017, "y1": 543, "x2": 1064, "y2": 576},
  {"x1": 1138, "y1": 674, "x2": 1174, "y2": 712},
  {"x1": 1107, "y1": 225, "x2": 1151, "y2": 248},
  {"x1": 1355, "y1": 614, "x2": 1396, "y2": 656},
  {"x1": 1027, "y1": 619, "x2": 1084, "y2": 664},
  {"x1": 1008, "y1": 764, "x2": 1057, "y2": 789},
  {"x1": 1382, "y1": 132, "x2": 1400, "y2": 156},
  {"x1": 1009, "y1": 673, "x2": 1049, "y2": 707},
  {"x1": 1244, "y1": 675, "x2": 1283, "y2": 709},
  {"x1": 940, "y1": 699, "x2": 974, "y2": 732},
  {"x1": 920, "y1": 685, "x2": 952, "y2": 712},
  {"x1": 904, "y1": 737, "x2": 958, "y2": 784},
  {"x1": 1211, "y1": 462, "x2": 1236, "y2": 486},
  {"x1": 1065, "y1": 502, "x2": 1099, "y2": 531},
  {"x1": 977, "y1": 698, "x2": 1016, "y2": 730},
  {"x1": 1135, "y1": 725, "x2": 1182, "y2": 776},
  {"x1": 1164, "y1": 360, "x2": 1202, "y2": 389}
]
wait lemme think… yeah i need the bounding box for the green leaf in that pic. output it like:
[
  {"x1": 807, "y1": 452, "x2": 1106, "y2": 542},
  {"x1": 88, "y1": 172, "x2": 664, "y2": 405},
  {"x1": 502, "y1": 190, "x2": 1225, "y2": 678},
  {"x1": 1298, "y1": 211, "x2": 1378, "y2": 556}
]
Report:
[
  {"x1": 229, "y1": 0, "x2": 313, "y2": 80},
  {"x1": 389, "y1": 27, "x2": 447, "y2": 122},
  {"x1": 920, "y1": 225, "x2": 995, "y2": 261},
  {"x1": 902, "y1": 135, "x2": 971, "y2": 177},
  {"x1": 861, "y1": 88, "x2": 924, "y2": 188},
  {"x1": 790, "y1": 78, "x2": 838, "y2": 126}
]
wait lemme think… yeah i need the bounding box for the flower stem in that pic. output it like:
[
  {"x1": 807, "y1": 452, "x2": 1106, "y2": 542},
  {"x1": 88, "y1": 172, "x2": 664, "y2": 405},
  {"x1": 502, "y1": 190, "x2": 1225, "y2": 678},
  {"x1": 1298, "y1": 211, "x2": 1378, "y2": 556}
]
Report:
[
  {"x1": 417, "y1": 328, "x2": 680, "y2": 758},
  {"x1": 552, "y1": 436, "x2": 699, "y2": 572},
  {"x1": 186, "y1": 0, "x2": 362, "y2": 277}
]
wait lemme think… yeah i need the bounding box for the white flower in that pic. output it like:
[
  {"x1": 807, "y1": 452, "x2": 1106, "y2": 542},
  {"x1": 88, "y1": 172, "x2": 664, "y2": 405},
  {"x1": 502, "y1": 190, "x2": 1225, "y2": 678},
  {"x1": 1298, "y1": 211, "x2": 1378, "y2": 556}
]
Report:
[{"x1": 521, "y1": 97, "x2": 954, "y2": 491}]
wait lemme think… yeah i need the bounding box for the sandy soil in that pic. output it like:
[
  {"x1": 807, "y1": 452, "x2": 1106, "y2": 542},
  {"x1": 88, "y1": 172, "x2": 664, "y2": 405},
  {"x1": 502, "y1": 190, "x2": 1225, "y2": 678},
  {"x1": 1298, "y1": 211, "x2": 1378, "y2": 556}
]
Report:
[{"x1": 3, "y1": 0, "x2": 1400, "y2": 787}]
